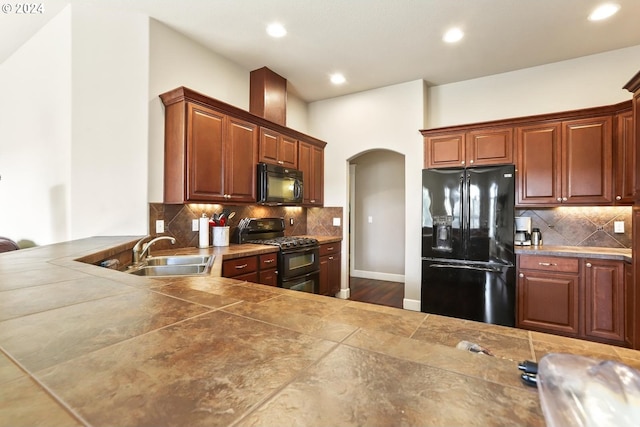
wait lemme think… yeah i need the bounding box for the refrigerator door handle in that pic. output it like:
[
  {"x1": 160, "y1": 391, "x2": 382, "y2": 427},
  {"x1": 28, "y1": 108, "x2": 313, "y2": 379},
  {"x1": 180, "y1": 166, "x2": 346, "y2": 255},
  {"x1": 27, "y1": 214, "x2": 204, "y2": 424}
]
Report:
[{"x1": 429, "y1": 263, "x2": 503, "y2": 273}]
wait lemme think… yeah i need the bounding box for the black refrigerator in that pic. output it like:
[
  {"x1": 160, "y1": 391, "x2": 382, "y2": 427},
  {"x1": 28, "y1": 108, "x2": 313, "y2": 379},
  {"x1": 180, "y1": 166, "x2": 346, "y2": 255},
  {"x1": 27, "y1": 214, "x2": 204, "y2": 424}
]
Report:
[{"x1": 421, "y1": 164, "x2": 516, "y2": 327}]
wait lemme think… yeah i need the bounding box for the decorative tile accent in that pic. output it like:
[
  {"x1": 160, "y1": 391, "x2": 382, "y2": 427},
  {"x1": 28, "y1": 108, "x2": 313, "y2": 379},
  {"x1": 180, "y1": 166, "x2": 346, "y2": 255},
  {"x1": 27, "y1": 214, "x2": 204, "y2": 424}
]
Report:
[{"x1": 516, "y1": 206, "x2": 632, "y2": 248}]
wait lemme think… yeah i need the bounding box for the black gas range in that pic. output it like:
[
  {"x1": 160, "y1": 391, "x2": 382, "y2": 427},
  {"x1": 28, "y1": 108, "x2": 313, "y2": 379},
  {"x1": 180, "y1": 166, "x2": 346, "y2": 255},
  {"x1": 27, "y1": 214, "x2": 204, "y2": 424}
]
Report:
[{"x1": 235, "y1": 218, "x2": 320, "y2": 293}]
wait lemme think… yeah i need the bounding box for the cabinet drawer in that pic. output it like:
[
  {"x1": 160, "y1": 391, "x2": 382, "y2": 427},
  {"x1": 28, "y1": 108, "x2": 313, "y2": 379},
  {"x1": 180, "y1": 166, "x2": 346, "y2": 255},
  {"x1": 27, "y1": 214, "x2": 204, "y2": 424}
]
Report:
[
  {"x1": 519, "y1": 255, "x2": 579, "y2": 273},
  {"x1": 320, "y1": 242, "x2": 340, "y2": 256},
  {"x1": 259, "y1": 252, "x2": 278, "y2": 270},
  {"x1": 222, "y1": 256, "x2": 258, "y2": 278}
]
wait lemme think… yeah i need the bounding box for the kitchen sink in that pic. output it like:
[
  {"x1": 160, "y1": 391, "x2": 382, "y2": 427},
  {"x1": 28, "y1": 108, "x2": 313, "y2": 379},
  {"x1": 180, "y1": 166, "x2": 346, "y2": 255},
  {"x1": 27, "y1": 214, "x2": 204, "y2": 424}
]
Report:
[
  {"x1": 145, "y1": 255, "x2": 212, "y2": 266},
  {"x1": 123, "y1": 254, "x2": 214, "y2": 277}
]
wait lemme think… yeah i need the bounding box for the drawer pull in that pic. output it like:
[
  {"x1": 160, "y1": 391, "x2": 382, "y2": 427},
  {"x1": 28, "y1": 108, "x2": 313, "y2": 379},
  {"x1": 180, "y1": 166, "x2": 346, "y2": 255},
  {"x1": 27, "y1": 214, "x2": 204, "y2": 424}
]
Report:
[
  {"x1": 538, "y1": 262, "x2": 557, "y2": 266},
  {"x1": 235, "y1": 263, "x2": 248, "y2": 269},
  {"x1": 327, "y1": 247, "x2": 334, "y2": 251},
  {"x1": 263, "y1": 259, "x2": 275, "y2": 264},
  {"x1": 519, "y1": 273, "x2": 524, "y2": 278}
]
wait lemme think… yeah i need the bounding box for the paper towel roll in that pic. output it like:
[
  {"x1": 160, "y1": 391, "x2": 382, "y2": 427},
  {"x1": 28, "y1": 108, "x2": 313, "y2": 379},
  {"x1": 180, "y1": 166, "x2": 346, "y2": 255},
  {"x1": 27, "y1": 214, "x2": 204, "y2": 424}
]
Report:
[{"x1": 199, "y1": 216, "x2": 209, "y2": 248}]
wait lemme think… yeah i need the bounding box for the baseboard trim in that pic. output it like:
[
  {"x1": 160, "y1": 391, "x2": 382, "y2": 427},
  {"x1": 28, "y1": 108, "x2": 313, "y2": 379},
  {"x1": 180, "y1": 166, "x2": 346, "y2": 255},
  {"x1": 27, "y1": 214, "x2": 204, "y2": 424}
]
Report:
[
  {"x1": 403, "y1": 298, "x2": 421, "y2": 312},
  {"x1": 336, "y1": 287, "x2": 350, "y2": 299},
  {"x1": 350, "y1": 269, "x2": 404, "y2": 283}
]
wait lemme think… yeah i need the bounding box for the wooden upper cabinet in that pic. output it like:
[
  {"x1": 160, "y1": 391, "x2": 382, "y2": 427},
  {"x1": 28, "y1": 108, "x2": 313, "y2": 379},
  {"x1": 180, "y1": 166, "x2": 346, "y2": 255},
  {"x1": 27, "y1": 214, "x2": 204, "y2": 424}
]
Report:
[
  {"x1": 259, "y1": 127, "x2": 298, "y2": 169},
  {"x1": 562, "y1": 116, "x2": 613, "y2": 204},
  {"x1": 423, "y1": 128, "x2": 512, "y2": 168},
  {"x1": 516, "y1": 123, "x2": 561, "y2": 205},
  {"x1": 516, "y1": 116, "x2": 614, "y2": 206},
  {"x1": 423, "y1": 133, "x2": 465, "y2": 168},
  {"x1": 614, "y1": 110, "x2": 635, "y2": 204},
  {"x1": 298, "y1": 140, "x2": 324, "y2": 206},
  {"x1": 225, "y1": 116, "x2": 259, "y2": 203},
  {"x1": 466, "y1": 128, "x2": 513, "y2": 166},
  {"x1": 163, "y1": 101, "x2": 257, "y2": 204},
  {"x1": 186, "y1": 103, "x2": 226, "y2": 201}
]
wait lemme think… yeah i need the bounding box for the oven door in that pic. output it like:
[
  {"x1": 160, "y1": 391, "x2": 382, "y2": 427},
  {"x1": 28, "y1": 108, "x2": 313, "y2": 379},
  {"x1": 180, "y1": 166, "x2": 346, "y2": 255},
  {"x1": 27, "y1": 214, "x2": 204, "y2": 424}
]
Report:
[
  {"x1": 280, "y1": 270, "x2": 319, "y2": 294},
  {"x1": 279, "y1": 246, "x2": 320, "y2": 279}
]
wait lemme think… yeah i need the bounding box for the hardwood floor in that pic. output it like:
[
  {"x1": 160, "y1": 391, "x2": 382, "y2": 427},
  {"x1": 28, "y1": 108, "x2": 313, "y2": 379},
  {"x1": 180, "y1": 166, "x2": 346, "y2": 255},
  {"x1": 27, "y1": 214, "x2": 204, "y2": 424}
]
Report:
[{"x1": 348, "y1": 277, "x2": 404, "y2": 309}]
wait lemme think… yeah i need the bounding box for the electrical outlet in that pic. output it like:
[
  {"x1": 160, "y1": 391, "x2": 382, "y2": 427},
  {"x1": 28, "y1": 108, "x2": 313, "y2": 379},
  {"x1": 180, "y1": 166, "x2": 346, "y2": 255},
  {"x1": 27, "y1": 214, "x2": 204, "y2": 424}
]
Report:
[
  {"x1": 290, "y1": 217, "x2": 294, "y2": 226},
  {"x1": 333, "y1": 217, "x2": 341, "y2": 226},
  {"x1": 192, "y1": 219, "x2": 199, "y2": 231},
  {"x1": 614, "y1": 221, "x2": 625, "y2": 233},
  {"x1": 155, "y1": 220, "x2": 165, "y2": 233}
]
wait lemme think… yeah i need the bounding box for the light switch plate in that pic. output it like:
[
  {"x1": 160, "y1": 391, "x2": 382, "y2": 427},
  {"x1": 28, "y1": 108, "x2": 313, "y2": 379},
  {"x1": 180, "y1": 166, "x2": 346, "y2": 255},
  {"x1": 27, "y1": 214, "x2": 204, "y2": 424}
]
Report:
[
  {"x1": 155, "y1": 220, "x2": 165, "y2": 233},
  {"x1": 192, "y1": 219, "x2": 199, "y2": 231},
  {"x1": 368, "y1": 216, "x2": 373, "y2": 224},
  {"x1": 614, "y1": 221, "x2": 624, "y2": 233},
  {"x1": 333, "y1": 217, "x2": 341, "y2": 226}
]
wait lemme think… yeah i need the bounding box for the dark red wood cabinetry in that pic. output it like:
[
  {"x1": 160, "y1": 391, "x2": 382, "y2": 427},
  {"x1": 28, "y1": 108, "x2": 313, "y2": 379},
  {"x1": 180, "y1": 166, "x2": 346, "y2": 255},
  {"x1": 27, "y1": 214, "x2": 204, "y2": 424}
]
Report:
[
  {"x1": 319, "y1": 242, "x2": 341, "y2": 296},
  {"x1": 298, "y1": 141, "x2": 324, "y2": 206},
  {"x1": 160, "y1": 86, "x2": 326, "y2": 205},
  {"x1": 259, "y1": 127, "x2": 298, "y2": 169},
  {"x1": 517, "y1": 254, "x2": 629, "y2": 347}
]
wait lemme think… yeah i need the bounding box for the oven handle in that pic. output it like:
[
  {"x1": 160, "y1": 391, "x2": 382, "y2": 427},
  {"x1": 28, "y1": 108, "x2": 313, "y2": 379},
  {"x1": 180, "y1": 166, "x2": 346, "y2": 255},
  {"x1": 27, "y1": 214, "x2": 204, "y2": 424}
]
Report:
[{"x1": 281, "y1": 246, "x2": 319, "y2": 255}]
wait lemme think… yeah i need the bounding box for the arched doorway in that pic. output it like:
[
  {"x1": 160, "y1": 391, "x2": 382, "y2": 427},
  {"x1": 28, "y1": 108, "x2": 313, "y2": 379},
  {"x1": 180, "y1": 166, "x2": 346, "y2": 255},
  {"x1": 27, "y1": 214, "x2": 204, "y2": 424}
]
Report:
[{"x1": 348, "y1": 149, "x2": 405, "y2": 307}]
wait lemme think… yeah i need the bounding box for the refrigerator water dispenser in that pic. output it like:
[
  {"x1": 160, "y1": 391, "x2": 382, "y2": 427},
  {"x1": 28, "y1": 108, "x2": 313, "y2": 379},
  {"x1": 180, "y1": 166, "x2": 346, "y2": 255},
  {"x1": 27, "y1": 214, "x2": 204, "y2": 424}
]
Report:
[{"x1": 433, "y1": 215, "x2": 453, "y2": 251}]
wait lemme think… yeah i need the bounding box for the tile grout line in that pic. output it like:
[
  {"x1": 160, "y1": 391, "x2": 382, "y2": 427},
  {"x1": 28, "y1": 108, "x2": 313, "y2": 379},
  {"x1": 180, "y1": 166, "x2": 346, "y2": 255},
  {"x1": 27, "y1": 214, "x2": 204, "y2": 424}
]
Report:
[
  {"x1": 228, "y1": 327, "x2": 361, "y2": 427},
  {"x1": 0, "y1": 345, "x2": 92, "y2": 427}
]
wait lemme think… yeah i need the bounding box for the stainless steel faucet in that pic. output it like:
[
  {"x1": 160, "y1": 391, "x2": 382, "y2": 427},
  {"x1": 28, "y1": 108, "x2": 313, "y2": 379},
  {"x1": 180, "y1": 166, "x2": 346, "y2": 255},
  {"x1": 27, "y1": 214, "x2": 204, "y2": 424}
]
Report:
[{"x1": 132, "y1": 235, "x2": 176, "y2": 264}]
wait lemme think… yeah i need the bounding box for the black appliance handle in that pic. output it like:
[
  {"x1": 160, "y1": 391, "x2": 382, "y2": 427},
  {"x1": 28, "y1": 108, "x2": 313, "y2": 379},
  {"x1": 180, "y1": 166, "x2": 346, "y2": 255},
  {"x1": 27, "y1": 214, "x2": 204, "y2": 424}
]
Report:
[
  {"x1": 429, "y1": 263, "x2": 503, "y2": 273},
  {"x1": 459, "y1": 173, "x2": 467, "y2": 255},
  {"x1": 281, "y1": 245, "x2": 319, "y2": 255},
  {"x1": 293, "y1": 179, "x2": 302, "y2": 199}
]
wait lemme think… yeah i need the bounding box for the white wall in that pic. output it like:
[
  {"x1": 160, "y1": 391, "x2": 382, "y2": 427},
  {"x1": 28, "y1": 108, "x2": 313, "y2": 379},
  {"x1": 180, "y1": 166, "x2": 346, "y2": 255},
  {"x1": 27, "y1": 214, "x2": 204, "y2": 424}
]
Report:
[
  {"x1": 70, "y1": 3, "x2": 149, "y2": 239},
  {"x1": 0, "y1": 6, "x2": 72, "y2": 245},
  {"x1": 428, "y1": 45, "x2": 640, "y2": 127},
  {"x1": 309, "y1": 80, "x2": 426, "y2": 308}
]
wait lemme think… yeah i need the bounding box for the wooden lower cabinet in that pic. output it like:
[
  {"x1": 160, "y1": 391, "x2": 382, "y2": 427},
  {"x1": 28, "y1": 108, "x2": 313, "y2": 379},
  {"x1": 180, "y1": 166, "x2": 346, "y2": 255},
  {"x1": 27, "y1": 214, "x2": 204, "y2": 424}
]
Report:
[
  {"x1": 319, "y1": 242, "x2": 341, "y2": 296},
  {"x1": 624, "y1": 262, "x2": 634, "y2": 347},
  {"x1": 517, "y1": 255, "x2": 580, "y2": 336},
  {"x1": 222, "y1": 252, "x2": 278, "y2": 287},
  {"x1": 583, "y1": 258, "x2": 625, "y2": 343},
  {"x1": 517, "y1": 255, "x2": 628, "y2": 346}
]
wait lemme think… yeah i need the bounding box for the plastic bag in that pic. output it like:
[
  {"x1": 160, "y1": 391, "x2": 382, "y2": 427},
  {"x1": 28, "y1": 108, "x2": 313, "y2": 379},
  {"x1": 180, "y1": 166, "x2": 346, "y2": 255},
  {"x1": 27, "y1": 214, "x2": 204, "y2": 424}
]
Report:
[{"x1": 537, "y1": 353, "x2": 640, "y2": 427}]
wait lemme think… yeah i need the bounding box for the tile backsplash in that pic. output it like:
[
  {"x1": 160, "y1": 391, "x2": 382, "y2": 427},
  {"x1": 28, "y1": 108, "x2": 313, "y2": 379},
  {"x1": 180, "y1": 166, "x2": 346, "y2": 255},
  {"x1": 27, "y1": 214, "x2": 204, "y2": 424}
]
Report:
[
  {"x1": 516, "y1": 206, "x2": 632, "y2": 248},
  {"x1": 149, "y1": 203, "x2": 343, "y2": 249}
]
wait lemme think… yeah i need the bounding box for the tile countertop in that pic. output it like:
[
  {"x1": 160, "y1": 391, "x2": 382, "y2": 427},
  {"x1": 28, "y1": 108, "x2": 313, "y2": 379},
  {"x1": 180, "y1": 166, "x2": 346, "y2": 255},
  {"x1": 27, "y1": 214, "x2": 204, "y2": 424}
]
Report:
[
  {"x1": 1, "y1": 237, "x2": 639, "y2": 427},
  {"x1": 515, "y1": 245, "x2": 632, "y2": 262}
]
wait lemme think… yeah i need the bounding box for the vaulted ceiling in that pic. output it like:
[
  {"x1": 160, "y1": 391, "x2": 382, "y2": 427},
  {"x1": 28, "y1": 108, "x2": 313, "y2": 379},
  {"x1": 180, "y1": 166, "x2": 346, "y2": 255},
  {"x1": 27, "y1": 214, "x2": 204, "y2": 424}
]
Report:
[{"x1": 2, "y1": 0, "x2": 640, "y2": 102}]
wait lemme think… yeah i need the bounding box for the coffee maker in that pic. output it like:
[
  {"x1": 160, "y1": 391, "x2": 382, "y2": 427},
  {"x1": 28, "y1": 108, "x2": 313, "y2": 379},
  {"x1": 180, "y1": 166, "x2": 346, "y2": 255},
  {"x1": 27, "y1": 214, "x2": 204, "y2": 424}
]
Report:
[{"x1": 515, "y1": 216, "x2": 532, "y2": 246}]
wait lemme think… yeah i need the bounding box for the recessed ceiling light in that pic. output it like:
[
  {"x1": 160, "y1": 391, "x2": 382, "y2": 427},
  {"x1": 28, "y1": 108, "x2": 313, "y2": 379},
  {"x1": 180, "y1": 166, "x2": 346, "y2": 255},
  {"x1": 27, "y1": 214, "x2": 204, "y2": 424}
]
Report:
[
  {"x1": 443, "y1": 27, "x2": 464, "y2": 43},
  {"x1": 266, "y1": 23, "x2": 287, "y2": 38},
  {"x1": 588, "y1": 3, "x2": 620, "y2": 21},
  {"x1": 330, "y1": 73, "x2": 346, "y2": 85}
]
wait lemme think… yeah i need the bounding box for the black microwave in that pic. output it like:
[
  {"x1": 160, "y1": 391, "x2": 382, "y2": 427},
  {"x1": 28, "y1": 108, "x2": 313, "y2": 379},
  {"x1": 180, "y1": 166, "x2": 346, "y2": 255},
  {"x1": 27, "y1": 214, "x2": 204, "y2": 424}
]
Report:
[{"x1": 257, "y1": 163, "x2": 303, "y2": 205}]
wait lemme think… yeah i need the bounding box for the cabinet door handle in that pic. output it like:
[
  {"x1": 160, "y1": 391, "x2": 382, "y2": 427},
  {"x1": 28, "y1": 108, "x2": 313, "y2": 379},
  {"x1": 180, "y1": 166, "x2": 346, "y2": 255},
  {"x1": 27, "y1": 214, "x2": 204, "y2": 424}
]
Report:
[
  {"x1": 586, "y1": 262, "x2": 592, "y2": 268},
  {"x1": 329, "y1": 256, "x2": 334, "y2": 260},
  {"x1": 461, "y1": 161, "x2": 465, "y2": 165},
  {"x1": 556, "y1": 197, "x2": 562, "y2": 202},
  {"x1": 538, "y1": 262, "x2": 557, "y2": 266},
  {"x1": 235, "y1": 263, "x2": 248, "y2": 269},
  {"x1": 519, "y1": 273, "x2": 524, "y2": 278},
  {"x1": 616, "y1": 195, "x2": 622, "y2": 200},
  {"x1": 562, "y1": 197, "x2": 567, "y2": 202},
  {"x1": 469, "y1": 160, "x2": 474, "y2": 164}
]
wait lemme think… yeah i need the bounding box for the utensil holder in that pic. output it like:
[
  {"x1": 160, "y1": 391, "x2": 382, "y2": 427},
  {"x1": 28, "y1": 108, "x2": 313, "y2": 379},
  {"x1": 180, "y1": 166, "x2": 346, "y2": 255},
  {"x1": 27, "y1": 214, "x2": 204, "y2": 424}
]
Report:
[{"x1": 213, "y1": 226, "x2": 230, "y2": 247}]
